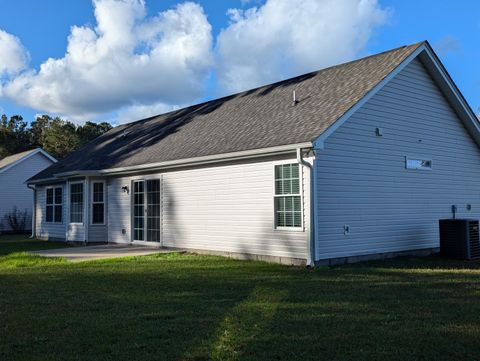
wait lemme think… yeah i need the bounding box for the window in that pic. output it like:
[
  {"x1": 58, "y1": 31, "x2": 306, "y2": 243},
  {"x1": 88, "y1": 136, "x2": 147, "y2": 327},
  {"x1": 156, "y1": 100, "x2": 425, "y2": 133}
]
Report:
[
  {"x1": 70, "y1": 183, "x2": 84, "y2": 223},
  {"x1": 91, "y1": 182, "x2": 105, "y2": 224},
  {"x1": 406, "y1": 157, "x2": 432, "y2": 170},
  {"x1": 274, "y1": 163, "x2": 302, "y2": 228},
  {"x1": 46, "y1": 187, "x2": 62, "y2": 223}
]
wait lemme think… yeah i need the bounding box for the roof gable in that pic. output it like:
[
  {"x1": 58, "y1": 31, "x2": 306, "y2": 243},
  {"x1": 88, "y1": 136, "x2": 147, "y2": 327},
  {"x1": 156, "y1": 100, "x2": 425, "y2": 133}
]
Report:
[
  {"x1": 30, "y1": 42, "x2": 430, "y2": 182},
  {"x1": 313, "y1": 42, "x2": 480, "y2": 149},
  {"x1": 0, "y1": 148, "x2": 56, "y2": 175}
]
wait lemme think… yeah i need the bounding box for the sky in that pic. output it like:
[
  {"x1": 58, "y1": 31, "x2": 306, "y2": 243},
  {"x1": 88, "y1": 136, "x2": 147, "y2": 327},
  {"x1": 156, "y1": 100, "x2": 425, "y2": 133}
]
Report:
[{"x1": 0, "y1": 0, "x2": 479, "y2": 125}]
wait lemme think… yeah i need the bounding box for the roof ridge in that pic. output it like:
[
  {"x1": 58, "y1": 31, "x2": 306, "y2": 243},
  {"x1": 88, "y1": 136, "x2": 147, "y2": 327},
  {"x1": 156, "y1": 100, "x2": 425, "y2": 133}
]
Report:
[{"x1": 118, "y1": 41, "x2": 426, "y2": 128}]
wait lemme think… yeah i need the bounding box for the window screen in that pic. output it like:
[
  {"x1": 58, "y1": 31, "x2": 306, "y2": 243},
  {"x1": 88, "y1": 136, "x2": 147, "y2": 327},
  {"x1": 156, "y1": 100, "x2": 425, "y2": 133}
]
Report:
[{"x1": 274, "y1": 164, "x2": 302, "y2": 228}]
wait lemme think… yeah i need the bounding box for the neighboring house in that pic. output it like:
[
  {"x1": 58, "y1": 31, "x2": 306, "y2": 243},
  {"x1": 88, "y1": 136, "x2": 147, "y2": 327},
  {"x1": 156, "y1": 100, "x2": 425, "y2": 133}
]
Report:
[
  {"x1": 27, "y1": 41, "x2": 480, "y2": 266},
  {"x1": 0, "y1": 148, "x2": 56, "y2": 233}
]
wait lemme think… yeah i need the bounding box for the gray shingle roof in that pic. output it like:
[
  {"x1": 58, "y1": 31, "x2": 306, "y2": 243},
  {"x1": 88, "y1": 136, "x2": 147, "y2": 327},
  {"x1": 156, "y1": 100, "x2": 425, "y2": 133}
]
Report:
[
  {"x1": 0, "y1": 149, "x2": 40, "y2": 172},
  {"x1": 29, "y1": 42, "x2": 423, "y2": 182}
]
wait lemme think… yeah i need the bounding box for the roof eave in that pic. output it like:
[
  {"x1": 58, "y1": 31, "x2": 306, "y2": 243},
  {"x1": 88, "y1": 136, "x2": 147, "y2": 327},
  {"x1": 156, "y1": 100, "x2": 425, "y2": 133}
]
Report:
[
  {"x1": 418, "y1": 43, "x2": 480, "y2": 146},
  {"x1": 27, "y1": 142, "x2": 313, "y2": 184},
  {"x1": 100, "y1": 142, "x2": 313, "y2": 176}
]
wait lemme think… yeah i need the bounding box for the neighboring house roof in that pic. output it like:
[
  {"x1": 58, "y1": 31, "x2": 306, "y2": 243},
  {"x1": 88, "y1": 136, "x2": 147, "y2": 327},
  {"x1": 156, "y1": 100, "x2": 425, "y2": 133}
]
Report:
[
  {"x1": 28, "y1": 40, "x2": 480, "y2": 183},
  {"x1": 0, "y1": 148, "x2": 57, "y2": 175}
]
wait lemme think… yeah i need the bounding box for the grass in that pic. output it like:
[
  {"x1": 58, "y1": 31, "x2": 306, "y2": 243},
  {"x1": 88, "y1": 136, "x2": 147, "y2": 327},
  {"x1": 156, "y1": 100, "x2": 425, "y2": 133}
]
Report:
[
  {"x1": 1, "y1": 236, "x2": 480, "y2": 360},
  {"x1": 0, "y1": 234, "x2": 70, "y2": 256}
]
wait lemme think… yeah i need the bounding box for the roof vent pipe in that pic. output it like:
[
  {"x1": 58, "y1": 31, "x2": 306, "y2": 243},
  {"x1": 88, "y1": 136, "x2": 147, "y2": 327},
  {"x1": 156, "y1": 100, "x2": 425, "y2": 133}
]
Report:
[{"x1": 293, "y1": 90, "x2": 299, "y2": 106}]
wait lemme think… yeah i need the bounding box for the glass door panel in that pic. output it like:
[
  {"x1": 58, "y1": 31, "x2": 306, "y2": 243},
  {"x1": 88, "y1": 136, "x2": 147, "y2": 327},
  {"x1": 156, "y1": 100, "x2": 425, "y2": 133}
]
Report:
[
  {"x1": 132, "y1": 179, "x2": 161, "y2": 242},
  {"x1": 146, "y1": 179, "x2": 161, "y2": 242},
  {"x1": 133, "y1": 180, "x2": 145, "y2": 241}
]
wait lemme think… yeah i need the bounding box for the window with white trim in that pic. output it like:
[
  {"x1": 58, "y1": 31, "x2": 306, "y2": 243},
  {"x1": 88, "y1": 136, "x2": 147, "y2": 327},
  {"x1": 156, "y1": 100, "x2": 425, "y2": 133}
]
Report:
[
  {"x1": 70, "y1": 183, "x2": 84, "y2": 223},
  {"x1": 274, "y1": 163, "x2": 302, "y2": 228},
  {"x1": 406, "y1": 157, "x2": 432, "y2": 170},
  {"x1": 46, "y1": 187, "x2": 62, "y2": 223},
  {"x1": 91, "y1": 182, "x2": 105, "y2": 224}
]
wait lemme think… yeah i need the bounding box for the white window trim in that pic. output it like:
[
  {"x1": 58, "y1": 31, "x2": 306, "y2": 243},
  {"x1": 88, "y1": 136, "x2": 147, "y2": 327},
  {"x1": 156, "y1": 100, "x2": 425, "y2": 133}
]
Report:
[
  {"x1": 272, "y1": 160, "x2": 305, "y2": 232},
  {"x1": 45, "y1": 186, "x2": 63, "y2": 224},
  {"x1": 405, "y1": 156, "x2": 433, "y2": 171},
  {"x1": 130, "y1": 177, "x2": 162, "y2": 245},
  {"x1": 90, "y1": 181, "x2": 106, "y2": 225},
  {"x1": 69, "y1": 181, "x2": 85, "y2": 225}
]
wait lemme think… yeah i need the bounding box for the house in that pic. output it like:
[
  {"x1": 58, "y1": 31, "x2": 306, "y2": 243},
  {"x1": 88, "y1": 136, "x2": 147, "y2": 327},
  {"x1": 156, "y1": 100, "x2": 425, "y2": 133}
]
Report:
[
  {"x1": 0, "y1": 148, "x2": 56, "y2": 233},
  {"x1": 26, "y1": 41, "x2": 480, "y2": 266}
]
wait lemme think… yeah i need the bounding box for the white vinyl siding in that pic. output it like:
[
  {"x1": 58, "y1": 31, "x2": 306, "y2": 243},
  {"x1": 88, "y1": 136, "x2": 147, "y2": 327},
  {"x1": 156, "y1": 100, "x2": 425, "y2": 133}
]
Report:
[
  {"x1": 107, "y1": 156, "x2": 309, "y2": 259},
  {"x1": 313, "y1": 58, "x2": 480, "y2": 261},
  {"x1": 0, "y1": 152, "x2": 54, "y2": 232},
  {"x1": 35, "y1": 184, "x2": 67, "y2": 240},
  {"x1": 108, "y1": 176, "x2": 132, "y2": 244}
]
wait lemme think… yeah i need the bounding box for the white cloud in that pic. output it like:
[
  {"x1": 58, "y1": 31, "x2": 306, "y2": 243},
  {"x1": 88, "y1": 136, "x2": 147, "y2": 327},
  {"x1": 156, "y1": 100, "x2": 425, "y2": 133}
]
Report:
[
  {"x1": 0, "y1": 29, "x2": 29, "y2": 76},
  {"x1": 240, "y1": 0, "x2": 261, "y2": 6},
  {"x1": 435, "y1": 35, "x2": 461, "y2": 56},
  {"x1": 1, "y1": 0, "x2": 212, "y2": 121},
  {"x1": 216, "y1": 0, "x2": 390, "y2": 94},
  {"x1": 0, "y1": 0, "x2": 391, "y2": 124}
]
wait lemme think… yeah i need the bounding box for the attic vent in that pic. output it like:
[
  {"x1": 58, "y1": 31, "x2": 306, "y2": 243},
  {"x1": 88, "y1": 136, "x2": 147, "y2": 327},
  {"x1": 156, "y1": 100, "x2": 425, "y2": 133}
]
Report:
[{"x1": 122, "y1": 130, "x2": 128, "y2": 138}]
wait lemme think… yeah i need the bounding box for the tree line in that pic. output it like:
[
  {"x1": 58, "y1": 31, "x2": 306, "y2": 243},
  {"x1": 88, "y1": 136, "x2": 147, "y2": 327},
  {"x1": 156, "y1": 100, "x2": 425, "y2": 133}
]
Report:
[{"x1": 0, "y1": 114, "x2": 113, "y2": 159}]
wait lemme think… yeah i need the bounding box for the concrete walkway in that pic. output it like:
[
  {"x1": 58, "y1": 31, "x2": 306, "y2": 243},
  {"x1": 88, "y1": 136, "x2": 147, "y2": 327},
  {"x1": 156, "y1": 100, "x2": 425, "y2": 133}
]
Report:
[{"x1": 32, "y1": 244, "x2": 178, "y2": 262}]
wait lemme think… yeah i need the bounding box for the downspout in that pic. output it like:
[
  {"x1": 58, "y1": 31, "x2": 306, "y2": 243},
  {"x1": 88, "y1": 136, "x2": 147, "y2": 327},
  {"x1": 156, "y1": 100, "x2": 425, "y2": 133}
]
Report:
[
  {"x1": 297, "y1": 148, "x2": 315, "y2": 267},
  {"x1": 27, "y1": 184, "x2": 36, "y2": 238}
]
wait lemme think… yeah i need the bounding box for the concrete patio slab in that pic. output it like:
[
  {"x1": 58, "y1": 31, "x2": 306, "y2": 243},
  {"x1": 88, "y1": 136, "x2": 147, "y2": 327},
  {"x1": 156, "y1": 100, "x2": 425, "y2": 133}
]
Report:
[{"x1": 32, "y1": 244, "x2": 179, "y2": 262}]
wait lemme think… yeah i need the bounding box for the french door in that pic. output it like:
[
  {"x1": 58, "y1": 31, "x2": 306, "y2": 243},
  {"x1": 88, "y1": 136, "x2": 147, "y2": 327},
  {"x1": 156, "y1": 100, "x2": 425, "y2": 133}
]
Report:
[{"x1": 133, "y1": 179, "x2": 161, "y2": 242}]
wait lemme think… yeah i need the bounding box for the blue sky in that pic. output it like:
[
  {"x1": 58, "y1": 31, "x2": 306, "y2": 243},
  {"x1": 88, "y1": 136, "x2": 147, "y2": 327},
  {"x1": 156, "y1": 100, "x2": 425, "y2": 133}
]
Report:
[{"x1": 0, "y1": 0, "x2": 478, "y2": 124}]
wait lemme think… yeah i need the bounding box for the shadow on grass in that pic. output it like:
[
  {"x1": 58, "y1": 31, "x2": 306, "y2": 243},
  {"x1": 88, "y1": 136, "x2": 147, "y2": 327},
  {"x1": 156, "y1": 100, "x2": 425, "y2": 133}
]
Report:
[
  {"x1": 0, "y1": 238, "x2": 70, "y2": 256},
  {"x1": 1, "y1": 253, "x2": 480, "y2": 360}
]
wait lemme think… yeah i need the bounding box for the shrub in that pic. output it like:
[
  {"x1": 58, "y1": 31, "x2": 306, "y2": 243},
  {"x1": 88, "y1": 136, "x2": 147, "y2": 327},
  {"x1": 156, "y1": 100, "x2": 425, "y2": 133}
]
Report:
[{"x1": 4, "y1": 207, "x2": 29, "y2": 233}]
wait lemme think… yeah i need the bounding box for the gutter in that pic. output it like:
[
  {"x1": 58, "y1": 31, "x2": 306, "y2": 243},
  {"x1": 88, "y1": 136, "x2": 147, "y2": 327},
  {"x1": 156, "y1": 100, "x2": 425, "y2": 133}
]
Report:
[
  {"x1": 28, "y1": 142, "x2": 312, "y2": 184},
  {"x1": 27, "y1": 184, "x2": 36, "y2": 238},
  {"x1": 296, "y1": 148, "x2": 315, "y2": 267},
  {"x1": 99, "y1": 142, "x2": 312, "y2": 175}
]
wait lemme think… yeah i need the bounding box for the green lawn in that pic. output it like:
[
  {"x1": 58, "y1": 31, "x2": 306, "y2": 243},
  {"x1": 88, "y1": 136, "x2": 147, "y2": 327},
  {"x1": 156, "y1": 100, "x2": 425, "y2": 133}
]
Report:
[
  {"x1": 0, "y1": 234, "x2": 69, "y2": 256},
  {"x1": 1, "y1": 237, "x2": 480, "y2": 361}
]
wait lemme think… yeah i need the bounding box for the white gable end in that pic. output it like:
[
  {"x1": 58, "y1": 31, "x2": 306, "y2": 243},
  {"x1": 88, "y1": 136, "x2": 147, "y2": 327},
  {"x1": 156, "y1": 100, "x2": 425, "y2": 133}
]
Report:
[
  {"x1": 313, "y1": 56, "x2": 480, "y2": 261},
  {"x1": 0, "y1": 151, "x2": 55, "y2": 232}
]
